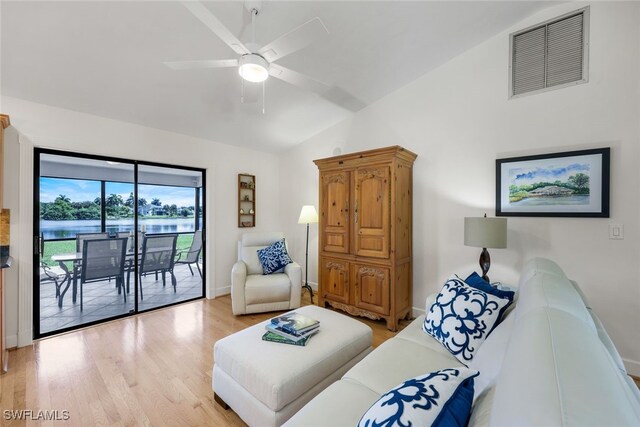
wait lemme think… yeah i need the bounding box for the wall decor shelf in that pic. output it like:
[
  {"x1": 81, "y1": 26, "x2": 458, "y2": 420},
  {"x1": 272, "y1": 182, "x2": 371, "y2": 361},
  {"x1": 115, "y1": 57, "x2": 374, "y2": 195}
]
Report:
[{"x1": 238, "y1": 173, "x2": 255, "y2": 228}]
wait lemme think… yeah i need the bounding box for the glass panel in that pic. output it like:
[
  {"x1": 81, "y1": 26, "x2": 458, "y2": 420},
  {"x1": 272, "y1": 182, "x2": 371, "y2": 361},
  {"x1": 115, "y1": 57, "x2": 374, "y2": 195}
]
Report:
[
  {"x1": 137, "y1": 164, "x2": 204, "y2": 312},
  {"x1": 105, "y1": 182, "x2": 135, "y2": 235},
  {"x1": 38, "y1": 154, "x2": 135, "y2": 335},
  {"x1": 40, "y1": 177, "x2": 102, "y2": 239}
]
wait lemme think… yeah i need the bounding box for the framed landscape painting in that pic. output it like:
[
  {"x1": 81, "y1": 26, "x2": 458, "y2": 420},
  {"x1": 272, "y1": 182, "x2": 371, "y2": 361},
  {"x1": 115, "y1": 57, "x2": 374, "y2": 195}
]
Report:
[{"x1": 496, "y1": 148, "x2": 610, "y2": 217}]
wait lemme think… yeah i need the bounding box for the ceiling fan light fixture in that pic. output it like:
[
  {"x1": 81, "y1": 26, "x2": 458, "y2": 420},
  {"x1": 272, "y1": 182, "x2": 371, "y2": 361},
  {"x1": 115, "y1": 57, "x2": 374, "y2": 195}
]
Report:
[{"x1": 239, "y1": 54, "x2": 269, "y2": 83}]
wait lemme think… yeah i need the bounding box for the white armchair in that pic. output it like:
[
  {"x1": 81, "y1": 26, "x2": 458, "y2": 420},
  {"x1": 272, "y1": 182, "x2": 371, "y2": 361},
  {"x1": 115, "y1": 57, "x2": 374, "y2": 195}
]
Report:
[{"x1": 231, "y1": 232, "x2": 302, "y2": 315}]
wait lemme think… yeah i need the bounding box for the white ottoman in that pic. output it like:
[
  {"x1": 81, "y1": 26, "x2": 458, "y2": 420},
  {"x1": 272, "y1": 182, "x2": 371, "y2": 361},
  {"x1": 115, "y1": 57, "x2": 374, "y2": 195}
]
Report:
[{"x1": 213, "y1": 305, "x2": 373, "y2": 427}]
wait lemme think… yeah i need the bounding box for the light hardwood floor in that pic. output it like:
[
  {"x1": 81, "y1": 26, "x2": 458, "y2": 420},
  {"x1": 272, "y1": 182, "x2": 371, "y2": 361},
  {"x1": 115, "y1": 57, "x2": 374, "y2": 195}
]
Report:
[{"x1": 0, "y1": 294, "x2": 409, "y2": 426}]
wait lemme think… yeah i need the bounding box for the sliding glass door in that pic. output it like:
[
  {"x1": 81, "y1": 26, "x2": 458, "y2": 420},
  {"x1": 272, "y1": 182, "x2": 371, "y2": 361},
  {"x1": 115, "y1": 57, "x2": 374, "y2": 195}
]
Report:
[
  {"x1": 34, "y1": 149, "x2": 206, "y2": 338},
  {"x1": 137, "y1": 164, "x2": 205, "y2": 312}
]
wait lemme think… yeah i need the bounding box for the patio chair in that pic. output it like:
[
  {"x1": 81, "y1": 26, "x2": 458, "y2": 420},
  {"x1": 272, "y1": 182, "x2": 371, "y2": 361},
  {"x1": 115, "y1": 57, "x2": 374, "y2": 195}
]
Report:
[
  {"x1": 73, "y1": 232, "x2": 110, "y2": 289},
  {"x1": 116, "y1": 231, "x2": 145, "y2": 252},
  {"x1": 175, "y1": 230, "x2": 203, "y2": 278},
  {"x1": 76, "y1": 232, "x2": 109, "y2": 252},
  {"x1": 139, "y1": 234, "x2": 178, "y2": 300},
  {"x1": 39, "y1": 262, "x2": 67, "y2": 307},
  {"x1": 79, "y1": 238, "x2": 127, "y2": 311}
]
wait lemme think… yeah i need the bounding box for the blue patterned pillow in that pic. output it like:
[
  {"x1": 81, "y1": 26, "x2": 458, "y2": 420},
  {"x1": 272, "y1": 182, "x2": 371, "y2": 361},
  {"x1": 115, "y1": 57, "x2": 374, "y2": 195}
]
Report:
[
  {"x1": 423, "y1": 276, "x2": 512, "y2": 364},
  {"x1": 465, "y1": 272, "x2": 515, "y2": 329},
  {"x1": 358, "y1": 368, "x2": 478, "y2": 427},
  {"x1": 256, "y1": 239, "x2": 292, "y2": 275}
]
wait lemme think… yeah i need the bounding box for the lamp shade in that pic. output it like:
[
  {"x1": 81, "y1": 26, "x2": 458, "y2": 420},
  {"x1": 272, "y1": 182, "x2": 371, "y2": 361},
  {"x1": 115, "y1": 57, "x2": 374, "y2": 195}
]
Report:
[
  {"x1": 464, "y1": 217, "x2": 507, "y2": 249},
  {"x1": 298, "y1": 205, "x2": 319, "y2": 224}
]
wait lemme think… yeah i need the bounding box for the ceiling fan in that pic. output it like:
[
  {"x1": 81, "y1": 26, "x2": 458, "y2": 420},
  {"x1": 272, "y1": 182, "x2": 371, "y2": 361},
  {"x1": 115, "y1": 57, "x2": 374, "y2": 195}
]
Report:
[{"x1": 165, "y1": 1, "x2": 362, "y2": 112}]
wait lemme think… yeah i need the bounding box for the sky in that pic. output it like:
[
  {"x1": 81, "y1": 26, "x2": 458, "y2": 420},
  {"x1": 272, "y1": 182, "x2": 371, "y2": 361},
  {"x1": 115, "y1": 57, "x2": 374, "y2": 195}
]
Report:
[
  {"x1": 508, "y1": 162, "x2": 590, "y2": 186},
  {"x1": 40, "y1": 178, "x2": 198, "y2": 207}
]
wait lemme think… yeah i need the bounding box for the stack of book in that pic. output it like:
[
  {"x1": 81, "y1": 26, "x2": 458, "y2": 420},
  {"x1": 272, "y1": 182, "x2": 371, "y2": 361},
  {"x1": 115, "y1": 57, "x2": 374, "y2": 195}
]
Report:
[{"x1": 262, "y1": 312, "x2": 320, "y2": 347}]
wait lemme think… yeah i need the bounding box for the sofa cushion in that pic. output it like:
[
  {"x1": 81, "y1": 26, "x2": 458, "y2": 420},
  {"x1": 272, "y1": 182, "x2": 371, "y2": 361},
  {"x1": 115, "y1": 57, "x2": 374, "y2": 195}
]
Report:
[
  {"x1": 257, "y1": 239, "x2": 292, "y2": 275},
  {"x1": 245, "y1": 274, "x2": 291, "y2": 305},
  {"x1": 344, "y1": 332, "x2": 462, "y2": 395},
  {"x1": 284, "y1": 379, "x2": 381, "y2": 427},
  {"x1": 590, "y1": 309, "x2": 626, "y2": 374},
  {"x1": 358, "y1": 368, "x2": 478, "y2": 427},
  {"x1": 516, "y1": 272, "x2": 596, "y2": 333},
  {"x1": 518, "y1": 257, "x2": 566, "y2": 287},
  {"x1": 469, "y1": 311, "x2": 514, "y2": 399},
  {"x1": 490, "y1": 307, "x2": 640, "y2": 426},
  {"x1": 423, "y1": 276, "x2": 512, "y2": 364}
]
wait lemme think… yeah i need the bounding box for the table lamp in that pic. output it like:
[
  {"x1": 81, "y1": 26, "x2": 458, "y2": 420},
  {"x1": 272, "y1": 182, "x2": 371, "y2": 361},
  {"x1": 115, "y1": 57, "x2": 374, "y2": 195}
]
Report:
[
  {"x1": 464, "y1": 214, "x2": 507, "y2": 283},
  {"x1": 298, "y1": 205, "x2": 319, "y2": 303}
]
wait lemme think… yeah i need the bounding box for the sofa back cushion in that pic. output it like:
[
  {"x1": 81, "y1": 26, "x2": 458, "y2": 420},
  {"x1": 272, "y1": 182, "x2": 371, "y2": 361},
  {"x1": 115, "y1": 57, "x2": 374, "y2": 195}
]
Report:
[
  {"x1": 515, "y1": 259, "x2": 595, "y2": 333},
  {"x1": 518, "y1": 257, "x2": 566, "y2": 286},
  {"x1": 489, "y1": 307, "x2": 640, "y2": 426}
]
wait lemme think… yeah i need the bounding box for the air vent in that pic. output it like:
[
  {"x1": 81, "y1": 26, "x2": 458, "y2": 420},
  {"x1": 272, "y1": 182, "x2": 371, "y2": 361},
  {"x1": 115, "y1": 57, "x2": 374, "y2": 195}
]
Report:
[{"x1": 510, "y1": 7, "x2": 589, "y2": 98}]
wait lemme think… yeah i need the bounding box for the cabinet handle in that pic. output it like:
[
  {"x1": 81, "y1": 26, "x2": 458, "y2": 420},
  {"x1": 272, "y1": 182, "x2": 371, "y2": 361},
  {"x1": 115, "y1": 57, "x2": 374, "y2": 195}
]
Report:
[
  {"x1": 345, "y1": 200, "x2": 349, "y2": 222},
  {"x1": 354, "y1": 200, "x2": 358, "y2": 224}
]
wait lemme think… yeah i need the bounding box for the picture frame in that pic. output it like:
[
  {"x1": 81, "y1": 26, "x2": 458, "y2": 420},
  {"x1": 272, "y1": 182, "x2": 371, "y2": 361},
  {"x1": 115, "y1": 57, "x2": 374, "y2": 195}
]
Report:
[{"x1": 496, "y1": 148, "x2": 610, "y2": 217}]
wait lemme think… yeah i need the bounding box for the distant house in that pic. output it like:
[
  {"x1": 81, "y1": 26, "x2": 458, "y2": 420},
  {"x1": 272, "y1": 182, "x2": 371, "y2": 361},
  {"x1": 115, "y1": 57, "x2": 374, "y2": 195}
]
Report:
[
  {"x1": 528, "y1": 186, "x2": 574, "y2": 197},
  {"x1": 138, "y1": 205, "x2": 165, "y2": 216}
]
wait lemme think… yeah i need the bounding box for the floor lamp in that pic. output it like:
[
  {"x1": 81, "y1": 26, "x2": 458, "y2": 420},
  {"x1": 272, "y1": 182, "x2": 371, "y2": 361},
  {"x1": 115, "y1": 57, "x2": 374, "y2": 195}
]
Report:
[{"x1": 298, "y1": 205, "x2": 318, "y2": 303}]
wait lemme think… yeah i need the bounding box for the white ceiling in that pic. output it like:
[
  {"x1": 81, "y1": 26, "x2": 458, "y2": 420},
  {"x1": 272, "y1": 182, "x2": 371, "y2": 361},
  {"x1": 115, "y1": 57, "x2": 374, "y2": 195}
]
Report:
[{"x1": 1, "y1": 1, "x2": 555, "y2": 152}]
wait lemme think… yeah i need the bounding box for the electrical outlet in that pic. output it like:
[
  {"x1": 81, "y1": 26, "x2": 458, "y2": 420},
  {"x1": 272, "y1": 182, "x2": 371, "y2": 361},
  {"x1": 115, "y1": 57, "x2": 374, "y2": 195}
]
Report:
[{"x1": 609, "y1": 224, "x2": 624, "y2": 240}]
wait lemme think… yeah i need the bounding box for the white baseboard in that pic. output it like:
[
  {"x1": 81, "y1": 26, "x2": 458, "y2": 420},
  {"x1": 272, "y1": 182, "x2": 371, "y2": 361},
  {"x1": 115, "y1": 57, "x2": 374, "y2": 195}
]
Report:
[
  {"x1": 5, "y1": 334, "x2": 18, "y2": 349},
  {"x1": 215, "y1": 286, "x2": 231, "y2": 297},
  {"x1": 623, "y1": 358, "x2": 640, "y2": 377},
  {"x1": 306, "y1": 281, "x2": 318, "y2": 291},
  {"x1": 18, "y1": 329, "x2": 32, "y2": 347},
  {"x1": 412, "y1": 306, "x2": 425, "y2": 318}
]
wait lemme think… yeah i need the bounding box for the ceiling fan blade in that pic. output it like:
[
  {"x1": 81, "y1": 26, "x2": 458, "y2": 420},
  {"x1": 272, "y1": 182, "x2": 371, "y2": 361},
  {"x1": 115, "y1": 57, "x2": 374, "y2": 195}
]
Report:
[
  {"x1": 269, "y1": 63, "x2": 329, "y2": 95},
  {"x1": 269, "y1": 64, "x2": 366, "y2": 112},
  {"x1": 164, "y1": 59, "x2": 238, "y2": 70},
  {"x1": 181, "y1": 1, "x2": 250, "y2": 56},
  {"x1": 259, "y1": 17, "x2": 329, "y2": 63}
]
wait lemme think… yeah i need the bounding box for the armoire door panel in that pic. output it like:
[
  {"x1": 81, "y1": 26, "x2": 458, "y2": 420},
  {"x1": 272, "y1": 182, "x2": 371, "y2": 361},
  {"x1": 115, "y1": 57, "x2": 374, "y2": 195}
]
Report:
[
  {"x1": 321, "y1": 258, "x2": 350, "y2": 304},
  {"x1": 352, "y1": 264, "x2": 390, "y2": 316},
  {"x1": 354, "y1": 166, "x2": 390, "y2": 258},
  {"x1": 321, "y1": 172, "x2": 350, "y2": 254}
]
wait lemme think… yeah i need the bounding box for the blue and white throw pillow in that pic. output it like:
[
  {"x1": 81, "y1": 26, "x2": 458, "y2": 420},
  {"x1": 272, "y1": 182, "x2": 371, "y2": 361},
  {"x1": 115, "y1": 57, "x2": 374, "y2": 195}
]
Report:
[
  {"x1": 465, "y1": 272, "x2": 515, "y2": 329},
  {"x1": 358, "y1": 368, "x2": 478, "y2": 427},
  {"x1": 423, "y1": 275, "x2": 512, "y2": 364},
  {"x1": 256, "y1": 239, "x2": 292, "y2": 275}
]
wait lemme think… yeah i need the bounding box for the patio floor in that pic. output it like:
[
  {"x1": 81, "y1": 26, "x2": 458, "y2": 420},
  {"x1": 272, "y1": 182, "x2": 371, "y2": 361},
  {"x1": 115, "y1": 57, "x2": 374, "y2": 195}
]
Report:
[{"x1": 39, "y1": 264, "x2": 204, "y2": 334}]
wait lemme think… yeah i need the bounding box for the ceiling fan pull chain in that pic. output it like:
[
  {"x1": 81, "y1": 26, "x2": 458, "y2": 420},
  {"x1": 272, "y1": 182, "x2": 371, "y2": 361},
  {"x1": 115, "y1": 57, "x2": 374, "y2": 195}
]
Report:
[
  {"x1": 252, "y1": 8, "x2": 257, "y2": 45},
  {"x1": 240, "y1": 72, "x2": 245, "y2": 103},
  {"x1": 262, "y1": 80, "x2": 266, "y2": 114}
]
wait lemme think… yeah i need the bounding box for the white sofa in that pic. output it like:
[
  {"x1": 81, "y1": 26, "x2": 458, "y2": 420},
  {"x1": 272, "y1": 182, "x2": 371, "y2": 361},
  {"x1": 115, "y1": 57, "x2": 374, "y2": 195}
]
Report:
[
  {"x1": 285, "y1": 258, "x2": 640, "y2": 426},
  {"x1": 231, "y1": 232, "x2": 302, "y2": 315}
]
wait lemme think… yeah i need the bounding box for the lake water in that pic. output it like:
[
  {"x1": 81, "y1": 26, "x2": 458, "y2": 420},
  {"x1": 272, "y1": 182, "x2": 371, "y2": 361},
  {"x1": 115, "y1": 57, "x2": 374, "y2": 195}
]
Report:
[
  {"x1": 41, "y1": 218, "x2": 197, "y2": 239},
  {"x1": 510, "y1": 195, "x2": 590, "y2": 206}
]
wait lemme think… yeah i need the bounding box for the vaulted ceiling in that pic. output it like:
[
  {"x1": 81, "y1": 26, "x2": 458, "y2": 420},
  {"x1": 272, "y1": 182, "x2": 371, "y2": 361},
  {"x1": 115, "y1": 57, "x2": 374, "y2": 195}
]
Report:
[{"x1": 1, "y1": 1, "x2": 555, "y2": 152}]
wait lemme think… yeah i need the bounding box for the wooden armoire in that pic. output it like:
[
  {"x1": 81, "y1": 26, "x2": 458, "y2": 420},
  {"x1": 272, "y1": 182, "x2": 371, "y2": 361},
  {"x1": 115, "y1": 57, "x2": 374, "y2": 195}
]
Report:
[{"x1": 314, "y1": 146, "x2": 416, "y2": 331}]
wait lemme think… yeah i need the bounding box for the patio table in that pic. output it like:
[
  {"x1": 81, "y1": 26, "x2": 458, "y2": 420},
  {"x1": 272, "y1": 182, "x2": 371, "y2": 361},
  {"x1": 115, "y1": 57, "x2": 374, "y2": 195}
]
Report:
[{"x1": 51, "y1": 248, "x2": 170, "y2": 308}]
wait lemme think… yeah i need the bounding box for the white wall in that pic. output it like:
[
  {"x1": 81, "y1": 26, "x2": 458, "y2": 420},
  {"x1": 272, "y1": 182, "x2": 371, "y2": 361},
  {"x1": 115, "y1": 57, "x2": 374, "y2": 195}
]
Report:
[
  {"x1": 1, "y1": 96, "x2": 282, "y2": 346},
  {"x1": 280, "y1": 2, "x2": 640, "y2": 374}
]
